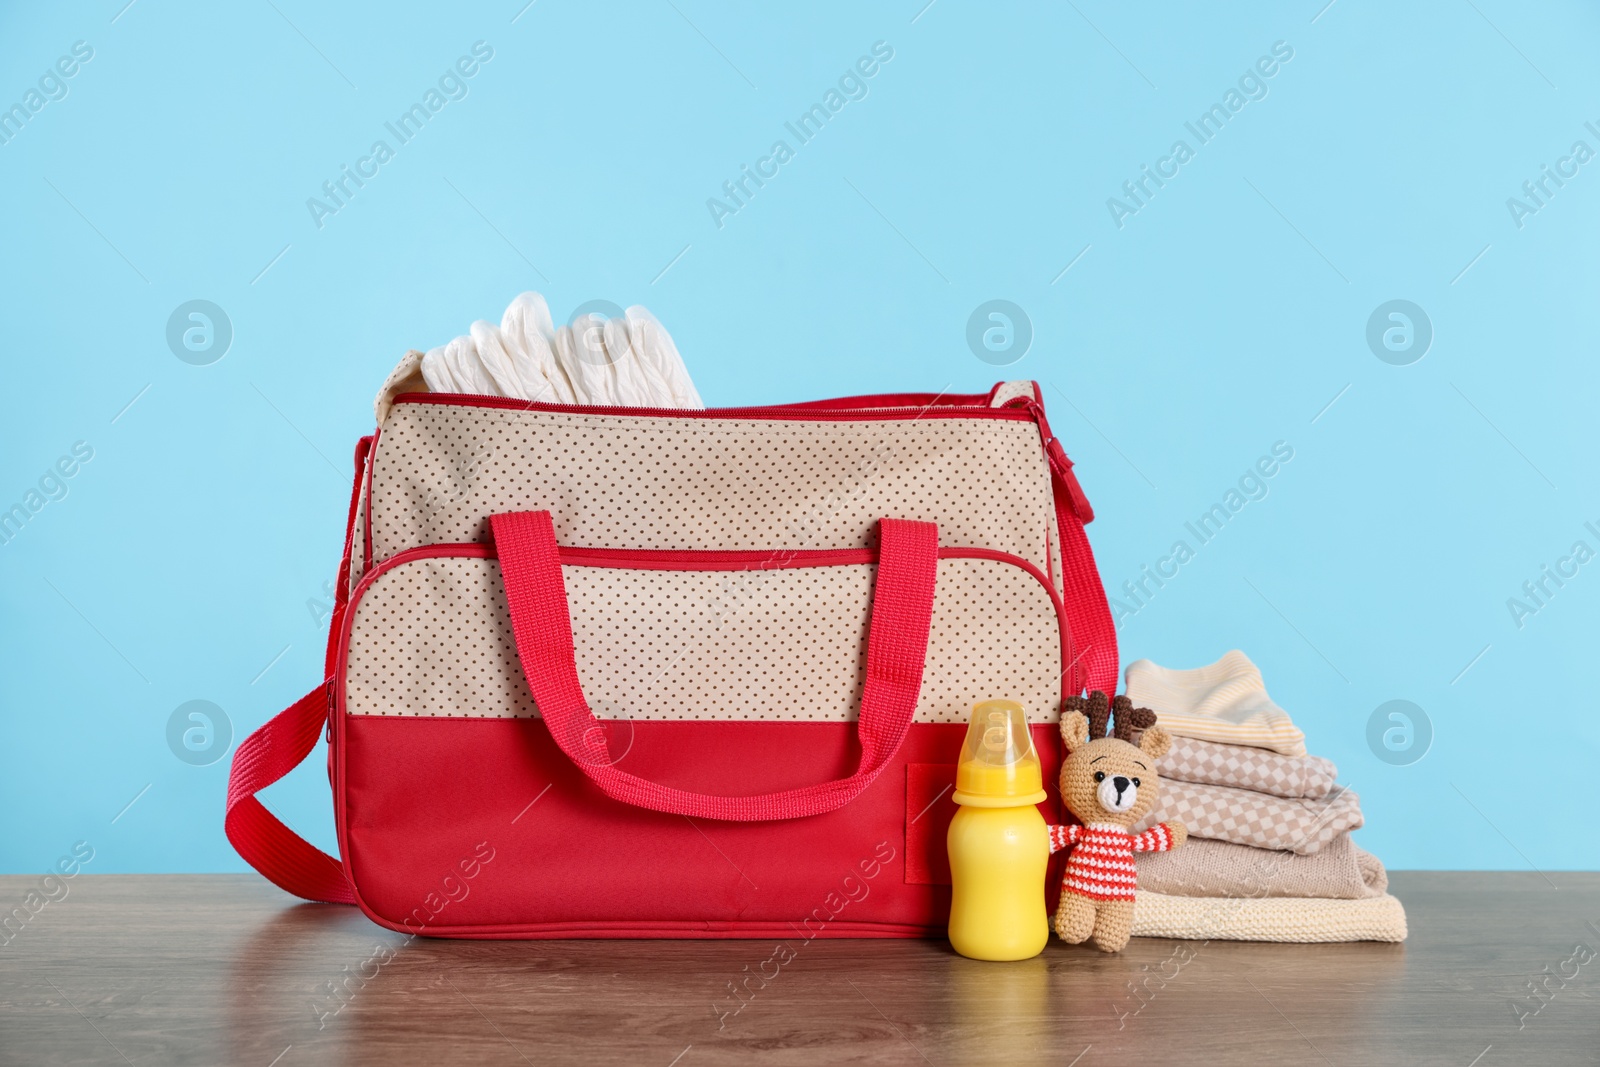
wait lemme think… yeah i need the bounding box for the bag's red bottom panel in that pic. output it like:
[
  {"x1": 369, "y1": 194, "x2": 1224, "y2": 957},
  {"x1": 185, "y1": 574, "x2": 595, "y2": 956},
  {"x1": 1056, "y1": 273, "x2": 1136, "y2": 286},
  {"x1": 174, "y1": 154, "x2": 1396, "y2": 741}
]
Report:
[{"x1": 336, "y1": 718, "x2": 1065, "y2": 938}]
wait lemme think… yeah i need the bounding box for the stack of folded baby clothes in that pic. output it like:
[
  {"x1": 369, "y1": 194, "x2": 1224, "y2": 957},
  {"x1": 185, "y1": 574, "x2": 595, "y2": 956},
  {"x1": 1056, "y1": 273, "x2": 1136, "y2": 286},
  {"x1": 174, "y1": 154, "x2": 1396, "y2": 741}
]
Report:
[{"x1": 1125, "y1": 651, "x2": 1406, "y2": 942}]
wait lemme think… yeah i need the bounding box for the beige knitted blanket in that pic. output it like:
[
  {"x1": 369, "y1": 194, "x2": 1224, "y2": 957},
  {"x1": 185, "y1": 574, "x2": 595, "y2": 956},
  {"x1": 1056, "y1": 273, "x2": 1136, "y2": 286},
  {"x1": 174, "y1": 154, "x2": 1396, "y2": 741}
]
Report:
[
  {"x1": 1132, "y1": 890, "x2": 1407, "y2": 942},
  {"x1": 1160, "y1": 735, "x2": 1337, "y2": 799},
  {"x1": 1141, "y1": 778, "x2": 1363, "y2": 855},
  {"x1": 1135, "y1": 835, "x2": 1386, "y2": 899}
]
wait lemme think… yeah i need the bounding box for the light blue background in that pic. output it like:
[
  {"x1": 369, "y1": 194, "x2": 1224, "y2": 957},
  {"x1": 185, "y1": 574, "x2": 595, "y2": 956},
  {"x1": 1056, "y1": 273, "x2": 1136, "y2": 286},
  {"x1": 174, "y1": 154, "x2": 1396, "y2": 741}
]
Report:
[{"x1": 2, "y1": 1, "x2": 1596, "y2": 874}]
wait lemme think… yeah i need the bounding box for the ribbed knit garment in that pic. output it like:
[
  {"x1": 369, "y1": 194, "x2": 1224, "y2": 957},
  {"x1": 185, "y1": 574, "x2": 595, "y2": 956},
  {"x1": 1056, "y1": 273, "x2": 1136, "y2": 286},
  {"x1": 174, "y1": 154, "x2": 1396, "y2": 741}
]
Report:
[
  {"x1": 1048, "y1": 823, "x2": 1177, "y2": 901},
  {"x1": 1131, "y1": 890, "x2": 1407, "y2": 942},
  {"x1": 1135, "y1": 834, "x2": 1387, "y2": 900},
  {"x1": 1125, "y1": 650, "x2": 1306, "y2": 756}
]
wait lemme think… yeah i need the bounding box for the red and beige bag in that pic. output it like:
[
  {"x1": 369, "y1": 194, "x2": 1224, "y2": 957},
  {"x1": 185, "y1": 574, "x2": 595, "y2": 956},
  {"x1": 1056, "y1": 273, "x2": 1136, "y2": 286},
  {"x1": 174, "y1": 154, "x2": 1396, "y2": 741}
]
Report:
[{"x1": 226, "y1": 359, "x2": 1118, "y2": 938}]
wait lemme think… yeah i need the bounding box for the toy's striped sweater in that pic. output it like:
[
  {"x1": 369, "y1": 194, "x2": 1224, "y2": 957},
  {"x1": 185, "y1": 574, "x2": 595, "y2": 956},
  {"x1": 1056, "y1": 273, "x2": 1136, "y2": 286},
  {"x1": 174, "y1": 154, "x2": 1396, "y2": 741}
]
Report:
[{"x1": 1048, "y1": 822, "x2": 1178, "y2": 901}]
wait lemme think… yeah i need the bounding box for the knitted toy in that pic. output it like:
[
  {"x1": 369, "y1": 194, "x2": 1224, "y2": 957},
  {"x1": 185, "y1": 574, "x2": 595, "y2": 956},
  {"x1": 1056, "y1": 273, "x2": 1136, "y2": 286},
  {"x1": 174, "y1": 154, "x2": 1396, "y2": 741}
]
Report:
[{"x1": 1048, "y1": 691, "x2": 1187, "y2": 952}]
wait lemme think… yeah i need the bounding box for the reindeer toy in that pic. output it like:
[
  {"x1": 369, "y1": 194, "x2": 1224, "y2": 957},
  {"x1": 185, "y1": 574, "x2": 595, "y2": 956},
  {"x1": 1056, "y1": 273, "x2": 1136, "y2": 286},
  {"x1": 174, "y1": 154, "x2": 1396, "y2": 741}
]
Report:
[{"x1": 1048, "y1": 691, "x2": 1187, "y2": 952}]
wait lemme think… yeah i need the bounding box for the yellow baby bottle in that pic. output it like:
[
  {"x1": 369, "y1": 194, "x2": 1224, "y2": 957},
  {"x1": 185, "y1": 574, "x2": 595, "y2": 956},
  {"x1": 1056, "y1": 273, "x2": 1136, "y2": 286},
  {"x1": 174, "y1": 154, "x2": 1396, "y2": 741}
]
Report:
[{"x1": 946, "y1": 699, "x2": 1050, "y2": 961}]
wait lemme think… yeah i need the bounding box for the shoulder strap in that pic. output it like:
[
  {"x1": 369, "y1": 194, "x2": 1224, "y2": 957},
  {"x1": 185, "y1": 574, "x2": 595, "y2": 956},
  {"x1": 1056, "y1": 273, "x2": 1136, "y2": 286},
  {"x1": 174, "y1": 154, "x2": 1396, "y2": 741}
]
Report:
[
  {"x1": 999, "y1": 386, "x2": 1120, "y2": 697},
  {"x1": 224, "y1": 681, "x2": 354, "y2": 904},
  {"x1": 1051, "y1": 466, "x2": 1119, "y2": 698}
]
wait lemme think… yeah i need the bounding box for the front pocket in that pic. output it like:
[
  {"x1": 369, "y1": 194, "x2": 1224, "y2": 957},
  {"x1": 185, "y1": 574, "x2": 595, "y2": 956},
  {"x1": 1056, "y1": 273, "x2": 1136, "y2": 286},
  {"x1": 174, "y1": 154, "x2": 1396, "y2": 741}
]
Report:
[
  {"x1": 339, "y1": 543, "x2": 1068, "y2": 723},
  {"x1": 905, "y1": 762, "x2": 960, "y2": 884}
]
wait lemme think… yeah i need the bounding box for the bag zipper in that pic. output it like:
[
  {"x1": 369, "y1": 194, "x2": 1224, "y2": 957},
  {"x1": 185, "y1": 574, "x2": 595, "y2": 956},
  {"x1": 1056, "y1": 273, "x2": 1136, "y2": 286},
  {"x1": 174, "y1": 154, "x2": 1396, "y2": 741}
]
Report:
[
  {"x1": 337, "y1": 539, "x2": 1073, "y2": 718},
  {"x1": 390, "y1": 392, "x2": 1035, "y2": 423},
  {"x1": 348, "y1": 542, "x2": 1066, "y2": 622}
]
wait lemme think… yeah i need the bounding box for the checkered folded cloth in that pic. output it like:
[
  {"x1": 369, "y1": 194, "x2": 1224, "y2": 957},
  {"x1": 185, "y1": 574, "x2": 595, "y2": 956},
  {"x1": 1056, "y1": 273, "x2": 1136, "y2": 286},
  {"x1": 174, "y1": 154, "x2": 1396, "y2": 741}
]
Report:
[
  {"x1": 1139, "y1": 778, "x2": 1363, "y2": 855},
  {"x1": 1159, "y1": 735, "x2": 1338, "y2": 799},
  {"x1": 1136, "y1": 834, "x2": 1387, "y2": 899},
  {"x1": 1132, "y1": 890, "x2": 1406, "y2": 942}
]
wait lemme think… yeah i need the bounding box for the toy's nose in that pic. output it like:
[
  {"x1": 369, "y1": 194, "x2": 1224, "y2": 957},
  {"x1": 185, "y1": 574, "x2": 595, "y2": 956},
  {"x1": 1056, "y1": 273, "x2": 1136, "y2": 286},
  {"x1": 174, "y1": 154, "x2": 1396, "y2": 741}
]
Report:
[{"x1": 1113, "y1": 776, "x2": 1131, "y2": 795}]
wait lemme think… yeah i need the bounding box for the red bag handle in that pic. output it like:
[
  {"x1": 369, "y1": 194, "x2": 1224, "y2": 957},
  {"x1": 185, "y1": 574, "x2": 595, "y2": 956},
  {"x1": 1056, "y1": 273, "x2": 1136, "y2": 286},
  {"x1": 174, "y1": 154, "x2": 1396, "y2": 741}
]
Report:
[{"x1": 490, "y1": 510, "x2": 940, "y2": 822}]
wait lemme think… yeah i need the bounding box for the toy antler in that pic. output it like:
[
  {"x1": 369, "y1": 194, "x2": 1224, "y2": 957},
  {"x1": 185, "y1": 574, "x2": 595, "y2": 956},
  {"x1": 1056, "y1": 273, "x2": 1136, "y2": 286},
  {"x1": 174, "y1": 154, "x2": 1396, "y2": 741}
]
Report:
[
  {"x1": 1111, "y1": 694, "x2": 1158, "y2": 742},
  {"x1": 1065, "y1": 691, "x2": 1156, "y2": 741},
  {"x1": 1085, "y1": 691, "x2": 1113, "y2": 740},
  {"x1": 1063, "y1": 691, "x2": 1113, "y2": 740}
]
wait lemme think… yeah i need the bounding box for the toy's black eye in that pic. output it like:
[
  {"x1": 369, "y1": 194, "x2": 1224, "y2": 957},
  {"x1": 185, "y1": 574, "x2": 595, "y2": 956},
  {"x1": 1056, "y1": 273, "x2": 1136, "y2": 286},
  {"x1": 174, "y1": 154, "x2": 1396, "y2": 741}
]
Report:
[
  {"x1": 1131, "y1": 778, "x2": 1141, "y2": 787},
  {"x1": 1093, "y1": 771, "x2": 1106, "y2": 782}
]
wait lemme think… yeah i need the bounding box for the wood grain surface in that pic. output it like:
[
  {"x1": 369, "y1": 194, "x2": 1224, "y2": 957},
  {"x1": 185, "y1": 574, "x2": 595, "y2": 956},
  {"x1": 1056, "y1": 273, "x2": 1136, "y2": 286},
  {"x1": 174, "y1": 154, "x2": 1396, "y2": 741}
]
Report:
[{"x1": 1, "y1": 872, "x2": 1597, "y2": 1066}]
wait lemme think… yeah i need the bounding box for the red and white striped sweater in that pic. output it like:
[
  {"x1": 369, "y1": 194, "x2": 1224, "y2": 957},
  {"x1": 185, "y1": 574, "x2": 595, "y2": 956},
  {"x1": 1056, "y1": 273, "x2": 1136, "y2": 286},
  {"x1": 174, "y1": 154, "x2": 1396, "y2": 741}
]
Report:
[{"x1": 1048, "y1": 822, "x2": 1177, "y2": 902}]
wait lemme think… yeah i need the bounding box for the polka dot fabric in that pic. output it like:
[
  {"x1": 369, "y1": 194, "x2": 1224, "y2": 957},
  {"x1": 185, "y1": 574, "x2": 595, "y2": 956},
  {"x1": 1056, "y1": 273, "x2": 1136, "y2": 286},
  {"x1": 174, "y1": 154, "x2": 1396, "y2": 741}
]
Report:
[
  {"x1": 344, "y1": 553, "x2": 1065, "y2": 723},
  {"x1": 364, "y1": 402, "x2": 1062, "y2": 596},
  {"x1": 347, "y1": 457, "x2": 372, "y2": 593}
]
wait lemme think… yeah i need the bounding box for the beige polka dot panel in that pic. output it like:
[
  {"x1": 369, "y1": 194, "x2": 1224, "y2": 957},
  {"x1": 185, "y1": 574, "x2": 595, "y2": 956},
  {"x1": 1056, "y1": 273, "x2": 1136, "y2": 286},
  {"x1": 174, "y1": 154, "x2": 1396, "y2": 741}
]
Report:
[
  {"x1": 344, "y1": 554, "x2": 1065, "y2": 723},
  {"x1": 347, "y1": 457, "x2": 373, "y2": 592},
  {"x1": 363, "y1": 400, "x2": 1065, "y2": 601}
]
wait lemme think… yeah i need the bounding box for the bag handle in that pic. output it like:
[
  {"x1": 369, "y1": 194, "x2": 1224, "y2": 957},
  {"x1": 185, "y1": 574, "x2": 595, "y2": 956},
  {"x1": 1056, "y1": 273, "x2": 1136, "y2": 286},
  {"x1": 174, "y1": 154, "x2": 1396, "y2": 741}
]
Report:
[{"x1": 490, "y1": 510, "x2": 940, "y2": 822}]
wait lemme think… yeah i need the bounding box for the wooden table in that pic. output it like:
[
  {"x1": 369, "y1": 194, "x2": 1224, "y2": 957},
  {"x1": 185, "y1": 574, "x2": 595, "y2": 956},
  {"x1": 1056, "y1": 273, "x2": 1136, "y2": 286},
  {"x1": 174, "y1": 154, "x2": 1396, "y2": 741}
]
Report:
[{"x1": 2, "y1": 873, "x2": 1596, "y2": 1065}]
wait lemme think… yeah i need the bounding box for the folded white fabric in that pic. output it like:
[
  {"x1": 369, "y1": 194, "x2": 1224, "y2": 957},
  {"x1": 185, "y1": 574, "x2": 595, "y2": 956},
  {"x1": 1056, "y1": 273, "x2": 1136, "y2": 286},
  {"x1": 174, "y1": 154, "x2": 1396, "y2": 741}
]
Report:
[
  {"x1": 1132, "y1": 889, "x2": 1407, "y2": 943},
  {"x1": 1125, "y1": 650, "x2": 1306, "y2": 756},
  {"x1": 419, "y1": 292, "x2": 703, "y2": 409}
]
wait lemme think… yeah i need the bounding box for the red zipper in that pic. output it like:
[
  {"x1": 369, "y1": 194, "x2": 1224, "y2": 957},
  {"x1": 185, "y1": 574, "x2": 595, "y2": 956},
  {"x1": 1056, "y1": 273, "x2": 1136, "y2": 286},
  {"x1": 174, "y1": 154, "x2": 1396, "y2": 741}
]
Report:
[
  {"x1": 560, "y1": 545, "x2": 875, "y2": 570},
  {"x1": 391, "y1": 392, "x2": 1035, "y2": 423},
  {"x1": 340, "y1": 539, "x2": 1073, "y2": 714},
  {"x1": 769, "y1": 390, "x2": 993, "y2": 410},
  {"x1": 351, "y1": 541, "x2": 1065, "y2": 619}
]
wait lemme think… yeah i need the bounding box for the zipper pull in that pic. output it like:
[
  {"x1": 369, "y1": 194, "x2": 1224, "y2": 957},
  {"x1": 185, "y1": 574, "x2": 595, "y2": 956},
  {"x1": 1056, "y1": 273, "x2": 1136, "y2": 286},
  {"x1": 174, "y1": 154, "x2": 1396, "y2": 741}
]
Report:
[
  {"x1": 1005, "y1": 394, "x2": 1096, "y2": 524},
  {"x1": 1048, "y1": 440, "x2": 1095, "y2": 524}
]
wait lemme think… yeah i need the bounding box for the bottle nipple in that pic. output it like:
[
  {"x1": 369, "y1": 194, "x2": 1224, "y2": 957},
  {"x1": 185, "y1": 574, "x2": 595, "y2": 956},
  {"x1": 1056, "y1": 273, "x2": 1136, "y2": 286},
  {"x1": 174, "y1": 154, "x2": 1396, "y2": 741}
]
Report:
[{"x1": 952, "y1": 699, "x2": 1046, "y2": 807}]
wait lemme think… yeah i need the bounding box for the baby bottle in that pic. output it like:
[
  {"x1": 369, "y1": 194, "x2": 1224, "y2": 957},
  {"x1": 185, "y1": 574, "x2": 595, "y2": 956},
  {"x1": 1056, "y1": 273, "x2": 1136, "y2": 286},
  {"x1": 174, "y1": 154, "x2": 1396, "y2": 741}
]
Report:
[{"x1": 946, "y1": 699, "x2": 1050, "y2": 961}]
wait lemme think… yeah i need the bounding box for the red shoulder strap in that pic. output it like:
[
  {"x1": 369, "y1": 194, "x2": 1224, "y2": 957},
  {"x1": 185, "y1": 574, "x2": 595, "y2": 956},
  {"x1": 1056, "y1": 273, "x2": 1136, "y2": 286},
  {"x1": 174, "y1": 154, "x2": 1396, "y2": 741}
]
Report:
[
  {"x1": 1019, "y1": 389, "x2": 1119, "y2": 697},
  {"x1": 222, "y1": 436, "x2": 366, "y2": 904},
  {"x1": 224, "y1": 682, "x2": 354, "y2": 904},
  {"x1": 1052, "y1": 474, "x2": 1118, "y2": 697}
]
